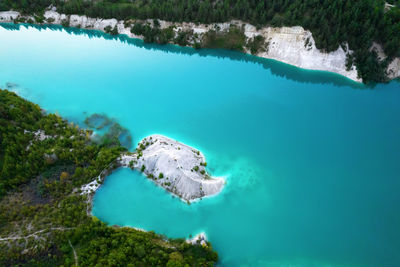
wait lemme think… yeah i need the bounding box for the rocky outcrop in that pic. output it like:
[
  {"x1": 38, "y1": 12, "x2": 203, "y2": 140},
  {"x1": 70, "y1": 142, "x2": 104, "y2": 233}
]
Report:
[
  {"x1": 370, "y1": 42, "x2": 400, "y2": 80},
  {"x1": 186, "y1": 232, "x2": 208, "y2": 246},
  {"x1": 251, "y1": 26, "x2": 360, "y2": 81},
  {"x1": 80, "y1": 176, "x2": 102, "y2": 196},
  {"x1": 386, "y1": 58, "x2": 400, "y2": 80},
  {"x1": 1, "y1": 10, "x2": 399, "y2": 82},
  {"x1": 119, "y1": 135, "x2": 225, "y2": 201},
  {"x1": 0, "y1": 11, "x2": 19, "y2": 21}
]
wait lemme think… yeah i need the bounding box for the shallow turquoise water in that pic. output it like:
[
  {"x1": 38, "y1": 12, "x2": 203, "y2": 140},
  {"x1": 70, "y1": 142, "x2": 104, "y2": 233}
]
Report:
[{"x1": 1, "y1": 24, "x2": 400, "y2": 266}]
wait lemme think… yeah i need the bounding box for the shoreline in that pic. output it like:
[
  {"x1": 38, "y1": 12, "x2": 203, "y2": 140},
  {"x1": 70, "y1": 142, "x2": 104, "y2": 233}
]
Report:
[
  {"x1": 80, "y1": 134, "x2": 225, "y2": 210},
  {"x1": 83, "y1": 167, "x2": 212, "y2": 246},
  {"x1": 2, "y1": 10, "x2": 395, "y2": 83},
  {"x1": 0, "y1": 29, "x2": 366, "y2": 88},
  {"x1": 118, "y1": 134, "x2": 225, "y2": 201},
  {"x1": 1, "y1": 9, "x2": 398, "y2": 83},
  {"x1": 79, "y1": 134, "x2": 218, "y2": 245},
  {"x1": 83, "y1": 166, "x2": 211, "y2": 245}
]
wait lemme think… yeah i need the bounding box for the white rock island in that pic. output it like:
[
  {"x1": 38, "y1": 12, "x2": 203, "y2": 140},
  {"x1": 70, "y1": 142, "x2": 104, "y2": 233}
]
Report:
[{"x1": 119, "y1": 134, "x2": 225, "y2": 201}]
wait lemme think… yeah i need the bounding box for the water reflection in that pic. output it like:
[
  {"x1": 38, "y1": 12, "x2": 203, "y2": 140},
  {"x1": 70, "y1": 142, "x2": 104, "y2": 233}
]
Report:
[{"x1": 0, "y1": 22, "x2": 370, "y2": 88}]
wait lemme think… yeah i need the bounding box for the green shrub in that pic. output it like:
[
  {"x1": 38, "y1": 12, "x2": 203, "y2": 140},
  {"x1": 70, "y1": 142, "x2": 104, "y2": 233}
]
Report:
[
  {"x1": 61, "y1": 19, "x2": 70, "y2": 27},
  {"x1": 246, "y1": 35, "x2": 266, "y2": 54},
  {"x1": 202, "y1": 26, "x2": 246, "y2": 51},
  {"x1": 104, "y1": 25, "x2": 118, "y2": 35}
]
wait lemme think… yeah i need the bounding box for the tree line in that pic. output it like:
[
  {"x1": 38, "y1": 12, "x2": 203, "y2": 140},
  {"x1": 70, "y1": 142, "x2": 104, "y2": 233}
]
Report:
[{"x1": 0, "y1": 0, "x2": 399, "y2": 81}]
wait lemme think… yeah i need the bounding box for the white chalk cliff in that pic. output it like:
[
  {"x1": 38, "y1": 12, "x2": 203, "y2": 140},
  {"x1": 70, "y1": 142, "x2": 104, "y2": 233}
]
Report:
[
  {"x1": 2, "y1": 10, "x2": 399, "y2": 82},
  {"x1": 119, "y1": 135, "x2": 225, "y2": 201},
  {"x1": 253, "y1": 26, "x2": 358, "y2": 81}
]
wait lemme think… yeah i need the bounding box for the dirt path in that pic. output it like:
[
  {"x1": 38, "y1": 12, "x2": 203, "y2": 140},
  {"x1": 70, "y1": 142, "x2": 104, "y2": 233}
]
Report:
[
  {"x1": 68, "y1": 239, "x2": 79, "y2": 266},
  {"x1": 0, "y1": 227, "x2": 74, "y2": 241}
]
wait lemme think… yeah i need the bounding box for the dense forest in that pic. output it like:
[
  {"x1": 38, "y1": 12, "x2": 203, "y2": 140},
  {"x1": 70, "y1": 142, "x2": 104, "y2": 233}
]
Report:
[
  {"x1": 0, "y1": 89, "x2": 218, "y2": 266},
  {"x1": 0, "y1": 0, "x2": 399, "y2": 81}
]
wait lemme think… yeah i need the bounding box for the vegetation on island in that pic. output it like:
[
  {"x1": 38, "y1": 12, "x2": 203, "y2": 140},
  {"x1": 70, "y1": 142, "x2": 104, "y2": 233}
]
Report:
[
  {"x1": 0, "y1": 89, "x2": 218, "y2": 266},
  {"x1": 0, "y1": 0, "x2": 399, "y2": 83}
]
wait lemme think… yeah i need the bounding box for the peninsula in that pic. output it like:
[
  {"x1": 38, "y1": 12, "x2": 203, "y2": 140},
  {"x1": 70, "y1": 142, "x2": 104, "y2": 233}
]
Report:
[
  {"x1": 0, "y1": 89, "x2": 219, "y2": 266},
  {"x1": 81, "y1": 135, "x2": 225, "y2": 202}
]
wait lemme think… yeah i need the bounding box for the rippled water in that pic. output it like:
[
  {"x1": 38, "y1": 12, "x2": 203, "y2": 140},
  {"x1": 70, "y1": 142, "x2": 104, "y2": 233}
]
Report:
[{"x1": 1, "y1": 23, "x2": 399, "y2": 266}]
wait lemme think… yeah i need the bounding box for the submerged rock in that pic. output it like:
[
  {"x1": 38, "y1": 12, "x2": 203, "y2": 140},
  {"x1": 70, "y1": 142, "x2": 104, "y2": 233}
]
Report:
[{"x1": 119, "y1": 134, "x2": 225, "y2": 201}]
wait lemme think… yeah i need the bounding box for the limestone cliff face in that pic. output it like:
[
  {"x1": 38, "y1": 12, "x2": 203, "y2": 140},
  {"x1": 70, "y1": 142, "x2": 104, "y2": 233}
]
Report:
[
  {"x1": 159, "y1": 20, "x2": 361, "y2": 82},
  {"x1": 0, "y1": 11, "x2": 19, "y2": 21},
  {"x1": 119, "y1": 135, "x2": 225, "y2": 201},
  {"x1": 252, "y1": 26, "x2": 359, "y2": 82},
  {"x1": 386, "y1": 58, "x2": 400, "y2": 79},
  {"x1": 1, "y1": 10, "x2": 399, "y2": 82}
]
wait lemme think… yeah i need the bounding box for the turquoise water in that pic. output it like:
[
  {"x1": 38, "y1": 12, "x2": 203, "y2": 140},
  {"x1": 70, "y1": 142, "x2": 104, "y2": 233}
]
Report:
[{"x1": 1, "y1": 24, "x2": 400, "y2": 266}]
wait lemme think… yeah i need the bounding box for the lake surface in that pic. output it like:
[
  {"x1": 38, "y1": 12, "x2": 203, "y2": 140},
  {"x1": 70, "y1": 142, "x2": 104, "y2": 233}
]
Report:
[{"x1": 1, "y1": 24, "x2": 400, "y2": 266}]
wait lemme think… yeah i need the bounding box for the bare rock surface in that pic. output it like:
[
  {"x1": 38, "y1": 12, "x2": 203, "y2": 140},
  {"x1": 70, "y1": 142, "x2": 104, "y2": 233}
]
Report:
[
  {"x1": 387, "y1": 58, "x2": 400, "y2": 79},
  {"x1": 186, "y1": 232, "x2": 208, "y2": 246},
  {"x1": 119, "y1": 135, "x2": 225, "y2": 201},
  {"x1": 0, "y1": 11, "x2": 19, "y2": 21}
]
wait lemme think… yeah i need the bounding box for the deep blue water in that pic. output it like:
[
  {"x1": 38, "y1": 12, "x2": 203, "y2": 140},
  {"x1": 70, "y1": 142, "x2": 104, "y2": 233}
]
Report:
[{"x1": 1, "y1": 24, "x2": 399, "y2": 266}]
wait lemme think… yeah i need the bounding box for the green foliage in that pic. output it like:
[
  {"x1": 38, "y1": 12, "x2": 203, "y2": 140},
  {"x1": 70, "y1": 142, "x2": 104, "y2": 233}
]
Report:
[
  {"x1": 139, "y1": 143, "x2": 146, "y2": 150},
  {"x1": 354, "y1": 49, "x2": 389, "y2": 83},
  {"x1": 0, "y1": 89, "x2": 124, "y2": 199},
  {"x1": 33, "y1": 11, "x2": 45, "y2": 23},
  {"x1": 0, "y1": 89, "x2": 49, "y2": 197},
  {"x1": 61, "y1": 19, "x2": 70, "y2": 28},
  {"x1": 0, "y1": 0, "x2": 50, "y2": 13},
  {"x1": 174, "y1": 30, "x2": 192, "y2": 46},
  {"x1": 0, "y1": 89, "x2": 218, "y2": 266},
  {"x1": 131, "y1": 22, "x2": 177, "y2": 44},
  {"x1": 246, "y1": 35, "x2": 267, "y2": 55},
  {"x1": 104, "y1": 25, "x2": 118, "y2": 35},
  {"x1": 202, "y1": 26, "x2": 246, "y2": 51},
  {"x1": 66, "y1": 217, "x2": 217, "y2": 266}
]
